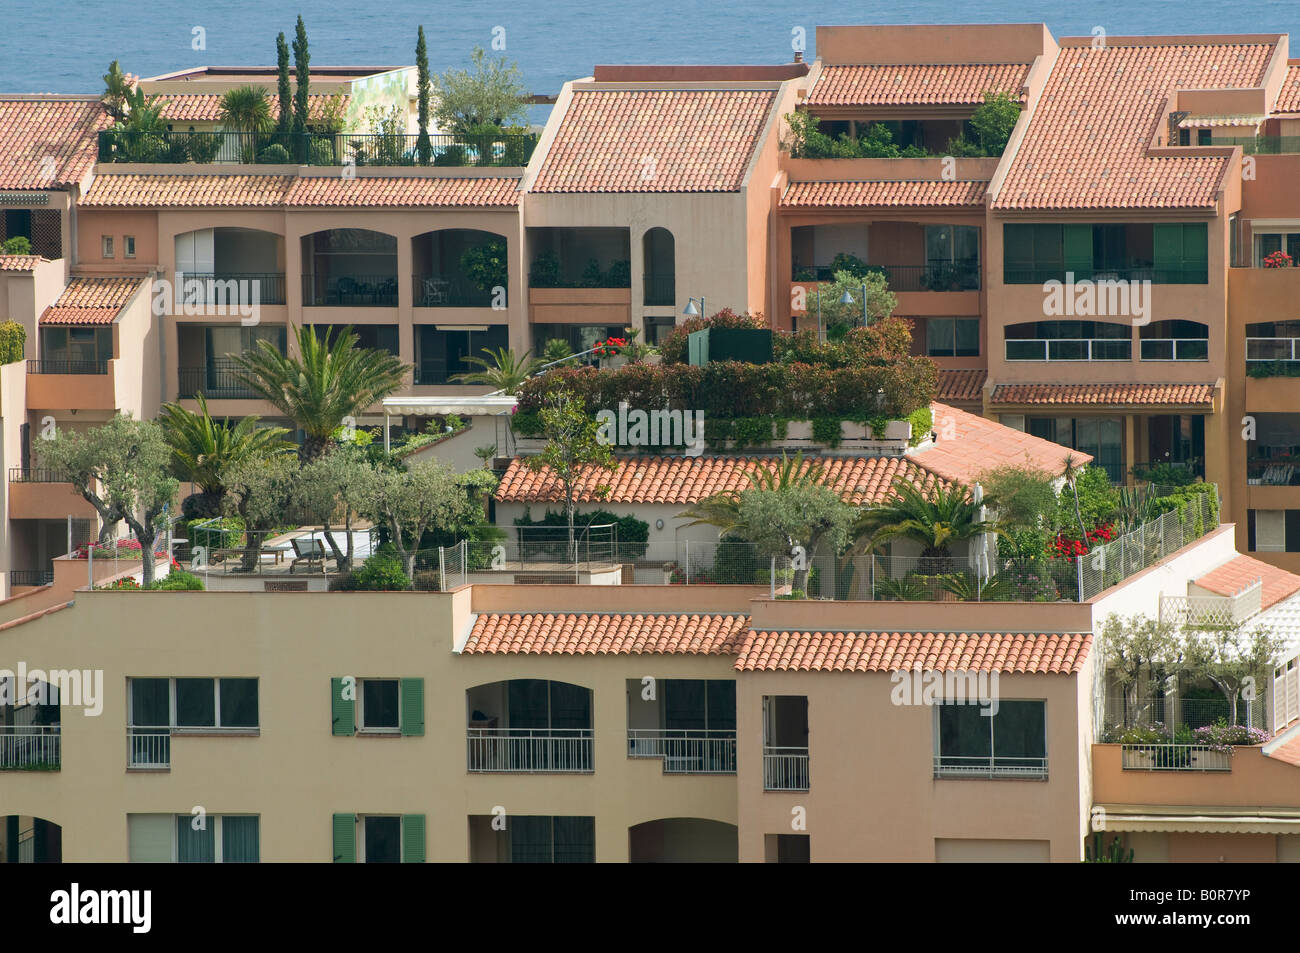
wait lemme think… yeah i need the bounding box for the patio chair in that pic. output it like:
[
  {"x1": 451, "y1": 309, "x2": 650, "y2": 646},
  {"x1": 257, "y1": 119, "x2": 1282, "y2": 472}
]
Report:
[
  {"x1": 289, "y1": 537, "x2": 334, "y2": 574},
  {"x1": 422, "y1": 277, "x2": 449, "y2": 305}
]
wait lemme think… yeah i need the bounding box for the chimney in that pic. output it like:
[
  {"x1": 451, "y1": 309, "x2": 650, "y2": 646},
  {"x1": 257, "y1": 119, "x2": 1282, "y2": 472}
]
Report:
[{"x1": 793, "y1": 51, "x2": 803, "y2": 63}]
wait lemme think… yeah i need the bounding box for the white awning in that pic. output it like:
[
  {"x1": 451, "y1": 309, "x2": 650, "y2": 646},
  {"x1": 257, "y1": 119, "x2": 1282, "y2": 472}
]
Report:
[{"x1": 382, "y1": 395, "x2": 518, "y2": 416}]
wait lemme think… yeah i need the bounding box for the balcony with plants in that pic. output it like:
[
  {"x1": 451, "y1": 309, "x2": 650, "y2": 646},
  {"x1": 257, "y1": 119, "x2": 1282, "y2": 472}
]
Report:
[
  {"x1": 412, "y1": 230, "x2": 507, "y2": 309},
  {"x1": 527, "y1": 227, "x2": 633, "y2": 325}
]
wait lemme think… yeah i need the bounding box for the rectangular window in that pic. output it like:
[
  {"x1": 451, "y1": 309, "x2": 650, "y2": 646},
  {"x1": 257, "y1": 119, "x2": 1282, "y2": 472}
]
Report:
[
  {"x1": 360, "y1": 679, "x2": 400, "y2": 731},
  {"x1": 129, "y1": 677, "x2": 259, "y2": 730},
  {"x1": 101, "y1": 235, "x2": 114, "y2": 258},
  {"x1": 1026, "y1": 417, "x2": 1123, "y2": 483},
  {"x1": 129, "y1": 814, "x2": 259, "y2": 863},
  {"x1": 363, "y1": 815, "x2": 402, "y2": 863},
  {"x1": 415, "y1": 324, "x2": 509, "y2": 384},
  {"x1": 124, "y1": 235, "x2": 136, "y2": 259},
  {"x1": 510, "y1": 816, "x2": 595, "y2": 863},
  {"x1": 926, "y1": 318, "x2": 979, "y2": 357},
  {"x1": 1248, "y1": 509, "x2": 1300, "y2": 553},
  {"x1": 936, "y1": 700, "x2": 1047, "y2": 777}
]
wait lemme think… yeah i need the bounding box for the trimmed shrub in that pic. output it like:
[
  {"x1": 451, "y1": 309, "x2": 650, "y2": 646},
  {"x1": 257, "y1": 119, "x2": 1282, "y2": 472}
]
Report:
[
  {"x1": 348, "y1": 552, "x2": 411, "y2": 591},
  {"x1": 257, "y1": 143, "x2": 292, "y2": 164},
  {"x1": 151, "y1": 570, "x2": 205, "y2": 591},
  {"x1": 0, "y1": 319, "x2": 26, "y2": 364}
]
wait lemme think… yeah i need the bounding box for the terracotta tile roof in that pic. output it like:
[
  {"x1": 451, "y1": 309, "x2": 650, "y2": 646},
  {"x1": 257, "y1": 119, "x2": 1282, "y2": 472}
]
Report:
[
  {"x1": 781, "y1": 179, "x2": 986, "y2": 208},
  {"x1": 283, "y1": 175, "x2": 520, "y2": 207},
  {"x1": 936, "y1": 368, "x2": 987, "y2": 403},
  {"x1": 159, "y1": 93, "x2": 347, "y2": 123},
  {"x1": 1195, "y1": 555, "x2": 1300, "y2": 610},
  {"x1": 989, "y1": 382, "x2": 1216, "y2": 407},
  {"x1": 0, "y1": 98, "x2": 109, "y2": 189},
  {"x1": 40, "y1": 276, "x2": 144, "y2": 325},
  {"x1": 0, "y1": 255, "x2": 47, "y2": 271},
  {"x1": 1276, "y1": 65, "x2": 1300, "y2": 113},
  {"x1": 462, "y1": 612, "x2": 750, "y2": 656},
  {"x1": 531, "y1": 89, "x2": 776, "y2": 193},
  {"x1": 1267, "y1": 733, "x2": 1300, "y2": 764},
  {"x1": 494, "y1": 454, "x2": 943, "y2": 506},
  {"x1": 917, "y1": 401, "x2": 1089, "y2": 483},
  {"x1": 80, "y1": 173, "x2": 519, "y2": 208},
  {"x1": 995, "y1": 41, "x2": 1275, "y2": 210},
  {"x1": 807, "y1": 63, "x2": 1030, "y2": 107},
  {"x1": 735, "y1": 629, "x2": 1091, "y2": 674}
]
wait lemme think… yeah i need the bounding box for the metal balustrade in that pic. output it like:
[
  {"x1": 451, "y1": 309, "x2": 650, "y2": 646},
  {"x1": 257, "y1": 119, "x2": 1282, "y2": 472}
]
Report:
[
  {"x1": 172, "y1": 272, "x2": 286, "y2": 306},
  {"x1": 127, "y1": 727, "x2": 171, "y2": 769},
  {"x1": 627, "y1": 729, "x2": 737, "y2": 774},
  {"x1": 1120, "y1": 744, "x2": 1232, "y2": 771},
  {"x1": 0, "y1": 726, "x2": 60, "y2": 769},
  {"x1": 26, "y1": 359, "x2": 107, "y2": 375},
  {"x1": 466, "y1": 727, "x2": 594, "y2": 773},
  {"x1": 762, "y1": 746, "x2": 809, "y2": 790},
  {"x1": 933, "y1": 755, "x2": 1048, "y2": 779}
]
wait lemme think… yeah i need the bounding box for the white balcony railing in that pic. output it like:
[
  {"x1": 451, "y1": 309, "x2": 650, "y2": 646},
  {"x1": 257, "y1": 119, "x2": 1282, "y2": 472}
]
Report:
[
  {"x1": 1120, "y1": 744, "x2": 1232, "y2": 772},
  {"x1": 466, "y1": 727, "x2": 594, "y2": 773},
  {"x1": 0, "y1": 726, "x2": 60, "y2": 769},
  {"x1": 627, "y1": 728, "x2": 737, "y2": 774},
  {"x1": 762, "y1": 746, "x2": 809, "y2": 791},
  {"x1": 933, "y1": 755, "x2": 1048, "y2": 779},
  {"x1": 127, "y1": 727, "x2": 170, "y2": 769},
  {"x1": 1005, "y1": 338, "x2": 1131, "y2": 362},
  {"x1": 1246, "y1": 337, "x2": 1300, "y2": 362}
]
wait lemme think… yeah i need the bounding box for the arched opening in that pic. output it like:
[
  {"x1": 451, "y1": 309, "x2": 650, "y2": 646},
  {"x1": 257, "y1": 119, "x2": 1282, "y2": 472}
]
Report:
[
  {"x1": 0, "y1": 817, "x2": 62, "y2": 862},
  {"x1": 412, "y1": 229, "x2": 507, "y2": 308},
  {"x1": 174, "y1": 227, "x2": 286, "y2": 304},
  {"x1": 466, "y1": 679, "x2": 592, "y2": 773},
  {"x1": 300, "y1": 228, "x2": 398, "y2": 306},
  {"x1": 629, "y1": 818, "x2": 737, "y2": 863},
  {"x1": 642, "y1": 227, "x2": 675, "y2": 306}
]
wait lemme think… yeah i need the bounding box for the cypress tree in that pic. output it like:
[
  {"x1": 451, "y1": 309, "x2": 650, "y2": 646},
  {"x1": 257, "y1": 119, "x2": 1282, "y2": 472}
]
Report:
[
  {"x1": 275, "y1": 32, "x2": 291, "y2": 138},
  {"x1": 416, "y1": 26, "x2": 432, "y2": 164},
  {"x1": 291, "y1": 15, "x2": 310, "y2": 160}
]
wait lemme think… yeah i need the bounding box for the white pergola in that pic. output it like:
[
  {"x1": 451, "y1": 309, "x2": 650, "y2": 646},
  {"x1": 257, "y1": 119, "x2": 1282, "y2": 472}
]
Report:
[{"x1": 380, "y1": 395, "x2": 518, "y2": 453}]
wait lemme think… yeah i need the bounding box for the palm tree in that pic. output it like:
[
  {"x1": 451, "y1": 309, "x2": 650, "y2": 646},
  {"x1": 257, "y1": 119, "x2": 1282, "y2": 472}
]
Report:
[
  {"x1": 218, "y1": 85, "x2": 273, "y2": 161},
  {"x1": 159, "y1": 393, "x2": 295, "y2": 518},
  {"x1": 450, "y1": 346, "x2": 539, "y2": 392},
  {"x1": 854, "y1": 479, "x2": 1000, "y2": 566},
  {"x1": 1060, "y1": 453, "x2": 1091, "y2": 551},
  {"x1": 231, "y1": 325, "x2": 409, "y2": 461},
  {"x1": 101, "y1": 60, "x2": 133, "y2": 120}
]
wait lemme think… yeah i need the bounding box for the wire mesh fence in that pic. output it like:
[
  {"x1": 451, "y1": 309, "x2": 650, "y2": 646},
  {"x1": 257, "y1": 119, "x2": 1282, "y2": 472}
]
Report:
[{"x1": 1101, "y1": 693, "x2": 1270, "y2": 734}]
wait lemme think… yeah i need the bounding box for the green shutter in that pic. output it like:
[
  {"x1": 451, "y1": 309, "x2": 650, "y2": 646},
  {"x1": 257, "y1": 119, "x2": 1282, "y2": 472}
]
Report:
[
  {"x1": 332, "y1": 813, "x2": 356, "y2": 863},
  {"x1": 1182, "y1": 223, "x2": 1208, "y2": 283},
  {"x1": 400, "y1": 678, "x2": 425, "y2": 736},
  {"x1": 331, "y1": 677, "x2": 354, "y2": 736},
  {"x1": 402, "y1": 814, "x2": 426, "y2": 863},
  {"x1": 1062, "y1": 224, "x2": 1094, "y2": 277},
  {"x1": 1152, "y1": 223, "x2": 1183, "y2": 280}
]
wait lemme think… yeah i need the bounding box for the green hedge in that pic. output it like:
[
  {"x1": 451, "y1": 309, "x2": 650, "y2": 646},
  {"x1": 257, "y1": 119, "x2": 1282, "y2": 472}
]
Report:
[
  {"x1": 0, "y1": 320, "x2": 25, "y2": 364},
  {"x1": 515, "y1": 358, "x2": 936, "y2": 422},
  {"x1": 514, "y1": 508, "x2": 650, "y2": 559}
]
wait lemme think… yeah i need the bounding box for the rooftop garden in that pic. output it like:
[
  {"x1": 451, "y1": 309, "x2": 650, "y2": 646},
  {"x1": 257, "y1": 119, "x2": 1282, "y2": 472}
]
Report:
[
  {"x1": 783, "y1": 91, "x2": 1019, "y2": 159},
  {"x1": 97, "y1": 24, "x2": 537, "y2": 167},
  {"x1": 38, "y1": 324, "x2": 501, "y2": 591}
]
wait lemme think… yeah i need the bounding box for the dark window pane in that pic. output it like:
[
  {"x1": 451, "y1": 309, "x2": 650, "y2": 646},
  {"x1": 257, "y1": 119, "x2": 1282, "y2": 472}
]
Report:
[
  {"x1": 176, "y1": 815, "x2": 215, "y2": 862},
  {"x1": 664, "y1": 680, "x2": 706, "y2": 731},
  {"x1": 954, "y1": 319, "x2": 980, "y2": 356},
  {"x1": 132, "y1": 678, "x2": 169, "y2": 726},
  {"x1": 175, "y1": 678, "x2": 216, "y2": 727},
  {"x1": 706, "y1": 680, "x2": 737, "y2": 731},
  {"x1": 362, "y1": 680, "x2": 399, "y2": 729},
  {"x1": 507, "y1": 679, "x2": 550, "y2": 729},
  {"x1": 938, "y1": 704, "x2": 990, "y2": 765},
  {"x1": 511, "y1": 816, "x2": 553, "y2": 863},
  {"x1": 552, "y1": 816, "x2": 595, "y2": 863},
  {"x1": 363, "y1": 816, "x2": 401, "y2": 863},
  {"x1": 549, "y1": 682, "x2": 592, "y2": 730},
  {"x1": 219, "y1": 678, "x2": 258, "y2": 728},
  {"x1": 221, "y1": 816, "x2": 260, "y2": 862},
  {"x1": 992, "y1": 701, "x2": 1046, "y2": 763}
]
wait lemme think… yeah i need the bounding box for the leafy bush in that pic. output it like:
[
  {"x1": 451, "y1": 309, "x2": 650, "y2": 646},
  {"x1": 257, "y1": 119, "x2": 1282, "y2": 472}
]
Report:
[
  {"x1": 1191, "y1": 720, "x2": 1270, "y2": 750},
  {"x1": 460, "y1": 237, "x2": 508, "y2": 292},
  {"x1": 1131, "y1": 462, "x2": 1197, "y2": 486},
  {"x1": 257, "y1": 143, "x2": 292, "y2": 164},
  {"x1": 516, "y1": 358, "x2": 937, "y2": 424},
  {"x1": 308, "y1": 138, "x2": 336, "y2": 165},
  {"x1": 2, "y1": 236, "x2": 32, "y2": 255},
  {"x1": 186, "y1": 133, "x2": 222, "y2": 163},
  {"x1": 344, "y1": 549, "x2": 411, "y2": 591},
  {"x1": 152, "y1": 570, "x2": 205, "y2": 590},
  {"x1": 0, "y1": 319, "x2": 26, "y2": 364},
  {"x1": 529, "y1": 251, "x2": 561, "y2": 287},
  {"x1": 658, "y1": 308, "x2": 768, "y2": 364}
]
